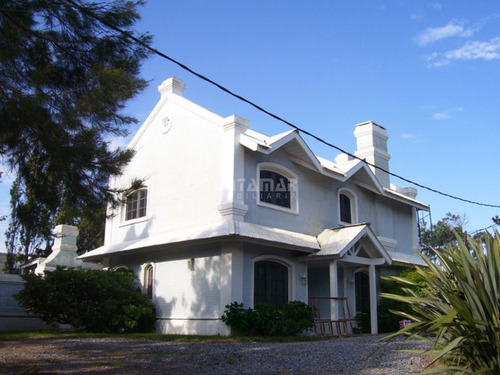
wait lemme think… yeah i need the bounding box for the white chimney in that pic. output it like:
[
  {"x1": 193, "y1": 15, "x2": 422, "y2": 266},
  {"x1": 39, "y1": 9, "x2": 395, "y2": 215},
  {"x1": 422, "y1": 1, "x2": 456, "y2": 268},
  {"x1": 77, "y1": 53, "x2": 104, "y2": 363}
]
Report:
[{"x1": 354, "y1": 121, "x2": 391, "y2": 188}]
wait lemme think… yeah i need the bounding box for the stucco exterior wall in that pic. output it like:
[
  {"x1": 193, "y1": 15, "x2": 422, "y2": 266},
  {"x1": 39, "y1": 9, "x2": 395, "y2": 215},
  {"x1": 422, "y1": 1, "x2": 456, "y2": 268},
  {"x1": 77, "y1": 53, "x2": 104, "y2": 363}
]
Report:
[
  {"x1": 243, "y1": 148, "x2": 337, "y2": 236},
  {"x1": 107, "y1": 241, "x2": 309, "y2": 335},
  {"x1": 242, "y1": 147, "x2": 417, "y2": 257},
  {"x1": 109, "y1": 243, "x2": 225, "y2": 335},
  {"x1": 105, "y1": 94, "x2": 225, "y2": 247}
]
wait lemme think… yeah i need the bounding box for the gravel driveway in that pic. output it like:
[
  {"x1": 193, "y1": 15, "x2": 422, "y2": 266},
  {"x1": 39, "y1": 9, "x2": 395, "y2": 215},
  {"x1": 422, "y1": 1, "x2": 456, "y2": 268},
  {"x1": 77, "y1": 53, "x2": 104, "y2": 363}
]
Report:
[{"x1": 0, "y1": 334, "x2": 429, "y2": 374}]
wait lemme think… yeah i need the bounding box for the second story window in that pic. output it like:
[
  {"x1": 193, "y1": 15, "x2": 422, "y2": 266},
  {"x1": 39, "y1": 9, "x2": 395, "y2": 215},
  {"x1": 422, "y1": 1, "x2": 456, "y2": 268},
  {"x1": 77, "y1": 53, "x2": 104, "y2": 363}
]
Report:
[
  {"x1": 260, "y1": 170, "x2": 291, "y2": 208},
  {"x1": 338, "y1": 188, "x2": 357, "y2": 225},
  {"x1": 339, "y1": 193, "x2": 352, "y2": 223},
  {"x1": 257, "y1": 163, "x2": 298, "y2": 214},
  {"x1": 126, "y1": 188, "x2": 148, "y2": 221}
]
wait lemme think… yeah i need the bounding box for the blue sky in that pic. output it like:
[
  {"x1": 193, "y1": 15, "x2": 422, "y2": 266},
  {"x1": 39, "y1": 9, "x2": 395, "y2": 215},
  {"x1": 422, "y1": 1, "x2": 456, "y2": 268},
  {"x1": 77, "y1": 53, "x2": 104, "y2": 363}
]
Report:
[{"x1": 1, "y1": 0, "x2": 500, "y2": 251}]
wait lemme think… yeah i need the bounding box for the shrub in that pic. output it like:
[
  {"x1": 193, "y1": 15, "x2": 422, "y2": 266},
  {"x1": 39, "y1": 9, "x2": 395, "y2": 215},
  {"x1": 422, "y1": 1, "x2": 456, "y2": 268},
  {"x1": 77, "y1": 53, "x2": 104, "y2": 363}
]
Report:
[
  {"x1": 221, "y1": 301, "x2": 313, "y2": 336},
  {"x1": 15, "y1": 267, "x2": 156, "y2": 333},
  {"x1": 356, "y1": 269, "x2": 429, "y2": 333},
  {"x1": 382, "y1": 230, "x2": 500, "y2": 374}
]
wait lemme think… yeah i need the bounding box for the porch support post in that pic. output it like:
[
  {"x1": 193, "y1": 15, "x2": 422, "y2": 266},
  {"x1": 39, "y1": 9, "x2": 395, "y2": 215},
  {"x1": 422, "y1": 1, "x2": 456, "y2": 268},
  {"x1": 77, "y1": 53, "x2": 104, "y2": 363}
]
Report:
[
  {"x1": 329, "y1": 260, "x2": 339, "y2": 321},
  {"x1": 369, "y1": 264, "x2": 378, "y2": 334}
]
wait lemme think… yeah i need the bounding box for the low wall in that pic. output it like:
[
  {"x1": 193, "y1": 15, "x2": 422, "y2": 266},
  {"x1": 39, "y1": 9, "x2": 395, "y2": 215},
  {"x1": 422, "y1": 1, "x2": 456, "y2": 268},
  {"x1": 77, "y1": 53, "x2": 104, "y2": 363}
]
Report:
[{"x1": 0, "y1": 274, "x2": 51, "y2": 331}]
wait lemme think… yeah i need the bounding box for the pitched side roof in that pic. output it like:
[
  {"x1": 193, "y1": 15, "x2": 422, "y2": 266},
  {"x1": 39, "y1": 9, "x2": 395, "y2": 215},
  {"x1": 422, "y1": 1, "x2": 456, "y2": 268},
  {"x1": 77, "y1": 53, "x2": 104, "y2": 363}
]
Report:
[
  {"x1": 80, "y1": 221, "x2": 430, "y2": 268},
  {"x1": 79, "y1": 221, "x2": 320, "y2": 262}
]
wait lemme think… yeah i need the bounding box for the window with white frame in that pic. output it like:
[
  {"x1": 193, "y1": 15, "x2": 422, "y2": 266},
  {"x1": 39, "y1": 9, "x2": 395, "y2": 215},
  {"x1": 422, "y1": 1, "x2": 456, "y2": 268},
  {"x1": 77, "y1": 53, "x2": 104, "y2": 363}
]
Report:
[
  {"x1": 125, "y1": 188, "x2": 148, "y2": 221},
  {"x1": 257, "y1": 163, "x2": 298, "y2": 213},
  {"x1": 338, "y1": 188, "x2": 357, "y2": 225}
]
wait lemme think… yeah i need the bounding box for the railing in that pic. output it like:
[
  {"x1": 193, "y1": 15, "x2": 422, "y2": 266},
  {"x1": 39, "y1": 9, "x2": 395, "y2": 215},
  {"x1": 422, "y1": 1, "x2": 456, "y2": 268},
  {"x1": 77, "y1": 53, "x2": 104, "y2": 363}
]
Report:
[{"x1": 309, "y1": 296, "x2": 355, "y2": 337}]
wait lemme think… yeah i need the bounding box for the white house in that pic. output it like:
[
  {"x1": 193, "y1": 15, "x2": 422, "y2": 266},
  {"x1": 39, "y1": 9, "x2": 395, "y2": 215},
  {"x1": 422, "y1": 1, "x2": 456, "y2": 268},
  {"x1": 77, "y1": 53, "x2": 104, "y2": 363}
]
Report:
[{"x1": 80, "y1": 77, "x2": 429, "y2": 336}]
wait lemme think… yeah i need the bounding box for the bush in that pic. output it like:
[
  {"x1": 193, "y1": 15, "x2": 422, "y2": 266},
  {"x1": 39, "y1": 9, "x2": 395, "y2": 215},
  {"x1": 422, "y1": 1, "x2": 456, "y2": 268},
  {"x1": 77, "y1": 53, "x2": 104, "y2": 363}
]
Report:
[
  {"x1": 382, "y1": 230, "x2": 500, "y2": 373},
  {"x1": 221, "y1": 301, "x2": 313, "y2": 336},
  {"x1": 15, "y1": 267, "x2": 156, "y2": 333}
]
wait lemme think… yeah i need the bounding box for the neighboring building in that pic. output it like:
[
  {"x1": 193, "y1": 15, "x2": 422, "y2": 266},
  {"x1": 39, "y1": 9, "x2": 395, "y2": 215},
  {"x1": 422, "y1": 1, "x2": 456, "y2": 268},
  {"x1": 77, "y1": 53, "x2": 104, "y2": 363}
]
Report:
[
  {"x1": 80, "y1": 77, "x2": 429, "y2": 336},
  {"x1": 0, "y1": 225, "x2": 100, "y2": 332}
]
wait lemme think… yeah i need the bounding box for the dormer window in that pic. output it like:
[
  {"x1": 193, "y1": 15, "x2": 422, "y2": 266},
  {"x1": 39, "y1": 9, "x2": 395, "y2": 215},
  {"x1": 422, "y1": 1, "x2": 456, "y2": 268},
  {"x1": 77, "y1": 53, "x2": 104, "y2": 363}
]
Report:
[
  {"x1": 257, "y1": 163, "x2": 298, "y2": 214},
  {"x1": 338, "y1": 188, "x2": 357, "y2": 225},
  {"x1": 125, "y1": 188, "x2": 148, "y2": 221}
]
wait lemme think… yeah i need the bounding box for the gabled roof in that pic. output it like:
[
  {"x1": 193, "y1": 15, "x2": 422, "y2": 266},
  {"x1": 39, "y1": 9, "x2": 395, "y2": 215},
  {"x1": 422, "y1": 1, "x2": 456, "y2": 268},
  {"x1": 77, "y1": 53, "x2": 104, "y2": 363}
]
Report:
[
  {"x1": 305, "y1": 223, "x2": 392, "y2": 265},
  {"x1": 125, "y1": 77, "x2": 428, "y2": 210},
  {"x1": 127, "y1": 77, "x2": 226, "y2": 151},
  {"x1": 240, "y1": 129, "x2": 324, "y2": 173},
  {"x1": 241, "y1": 128, "x2": 429, "y2": 210}
]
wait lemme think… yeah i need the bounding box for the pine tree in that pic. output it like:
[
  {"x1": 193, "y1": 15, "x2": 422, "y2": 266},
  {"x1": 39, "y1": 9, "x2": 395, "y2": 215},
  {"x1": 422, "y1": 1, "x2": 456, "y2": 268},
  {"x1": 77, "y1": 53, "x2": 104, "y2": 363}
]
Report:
[{"x1": 0, "y1": 0, "x2": 151, "y2": 269}]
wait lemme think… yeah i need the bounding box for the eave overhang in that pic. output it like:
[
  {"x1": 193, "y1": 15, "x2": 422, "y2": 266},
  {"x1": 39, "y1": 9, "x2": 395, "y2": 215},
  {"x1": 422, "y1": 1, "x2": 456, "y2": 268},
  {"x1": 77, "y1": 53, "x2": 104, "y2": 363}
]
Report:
[{"x1": 78, "y1": 221, "x2": 319, "y2": 262}]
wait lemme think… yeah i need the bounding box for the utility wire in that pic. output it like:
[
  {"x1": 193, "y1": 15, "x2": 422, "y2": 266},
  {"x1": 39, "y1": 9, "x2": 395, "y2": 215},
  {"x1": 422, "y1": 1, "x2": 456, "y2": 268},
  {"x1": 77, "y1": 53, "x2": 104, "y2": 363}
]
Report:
[
  {"x1": 470, "y1": 224, "x2": 499, "y2": 236},
  {"x1": 65, "y1": 0, "x2": 500, "y2": 209}
]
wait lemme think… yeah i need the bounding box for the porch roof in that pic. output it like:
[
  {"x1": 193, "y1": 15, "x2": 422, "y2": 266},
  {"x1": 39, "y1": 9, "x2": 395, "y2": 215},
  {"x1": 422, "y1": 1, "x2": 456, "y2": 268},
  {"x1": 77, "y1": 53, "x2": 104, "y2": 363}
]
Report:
[
  {"x1": 304, "y1": 223, "x2": 393, "y2": 265},
  {"x1": 387, "y1": 250, "x2": 427, "y2": 267},
  {"x1": 79, "y1": 220, "x2": 320, "y2": 262}
]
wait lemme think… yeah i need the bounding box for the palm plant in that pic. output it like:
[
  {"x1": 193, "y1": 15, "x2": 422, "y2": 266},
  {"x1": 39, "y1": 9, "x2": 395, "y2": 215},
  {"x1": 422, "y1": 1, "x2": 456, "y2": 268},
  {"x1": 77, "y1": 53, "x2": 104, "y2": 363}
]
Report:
[{"x1": 382, "y1": 230, "x2": 500, "y2": 374}]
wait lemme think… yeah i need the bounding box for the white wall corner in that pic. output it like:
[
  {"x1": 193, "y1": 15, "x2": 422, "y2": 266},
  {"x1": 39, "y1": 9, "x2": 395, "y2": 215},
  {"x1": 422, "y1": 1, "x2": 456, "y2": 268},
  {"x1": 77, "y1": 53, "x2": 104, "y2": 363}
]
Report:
[
  {"x1": 220, "y1": 115, "x2": 248, "y2": 217},
  {"x1": 158, "y1": 77, "x2": 186, "y2": 97},
  {"x1": 220, "y1": 244, "x2": 244, "y2": 314},
  {"x1": 218, "y1": 202, "x2": 248, "y2": 220},
  {"x1": 222, "y1": 115, "x2": 250, "y2": 132}
]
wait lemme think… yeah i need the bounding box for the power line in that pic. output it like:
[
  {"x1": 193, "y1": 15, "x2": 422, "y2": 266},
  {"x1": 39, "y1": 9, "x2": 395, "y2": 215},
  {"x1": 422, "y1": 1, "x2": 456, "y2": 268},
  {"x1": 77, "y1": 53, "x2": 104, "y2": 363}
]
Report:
[
  {"x1": 470, "y1": 224, "x2": 499, "y2": 236},
  {"x1": 66, "y1": 0, "x2": 500, "y2": 209}
]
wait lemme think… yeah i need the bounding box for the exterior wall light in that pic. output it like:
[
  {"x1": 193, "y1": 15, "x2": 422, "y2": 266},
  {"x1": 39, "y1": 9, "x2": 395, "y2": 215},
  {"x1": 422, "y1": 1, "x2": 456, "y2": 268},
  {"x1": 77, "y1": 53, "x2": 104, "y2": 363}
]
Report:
[{"x1": 188, "y1": 258, "x2": 195, "y2": 271}]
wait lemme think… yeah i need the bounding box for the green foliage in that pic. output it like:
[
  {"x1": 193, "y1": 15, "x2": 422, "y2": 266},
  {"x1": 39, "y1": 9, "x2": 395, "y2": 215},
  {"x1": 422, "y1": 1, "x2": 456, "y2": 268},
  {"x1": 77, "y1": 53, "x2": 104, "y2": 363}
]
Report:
[
  {"x1": 15, "y1": 267, "x2": 156, "y2": 333},
  {"x1": 382, "y1": 230, "x2": 500, "y2": 374},
  {"x1": 221, "y1": 301, "x2": 314, "y2": 336},
  {"x1": 0, "y1": 0, "x2": 151, "y2": 265},
  {"x1": 419, "y1": 212, "x2": 469, "y2": 261},
  {"x1": 356, "y1": 268, "x2": 430, "y2": 333}
]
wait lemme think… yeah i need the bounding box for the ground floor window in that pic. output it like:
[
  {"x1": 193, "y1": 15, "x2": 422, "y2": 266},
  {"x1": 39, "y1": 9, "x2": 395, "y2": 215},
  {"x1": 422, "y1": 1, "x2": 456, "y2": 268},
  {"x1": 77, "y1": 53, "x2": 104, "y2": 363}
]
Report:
[
  {"x1": 254, "y1": 261, "x2": 288, "y2": 306},
  {"x1": 144, "y1": 264, "x2": 154, "y2": 299},
  {"x1": 355, "y1": 271, "x2": 370, "y2": 313}
]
